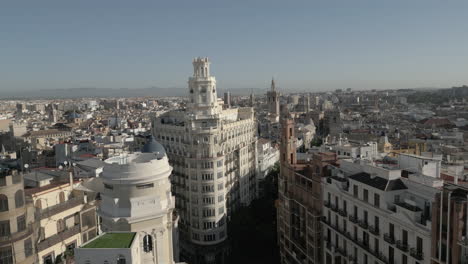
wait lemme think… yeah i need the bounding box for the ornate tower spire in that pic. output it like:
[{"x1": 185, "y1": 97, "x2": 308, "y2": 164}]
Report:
[
  {"x1": 271, "y1": 77, "x2": 276, "y2": 91},
  {"x1": 188, "y1": 57, "x2": 220, "y2": 115}
]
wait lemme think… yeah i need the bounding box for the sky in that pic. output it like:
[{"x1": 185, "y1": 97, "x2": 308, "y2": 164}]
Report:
[{"x1": 1, "y1": 0, "x2": 468, "y2": 92}]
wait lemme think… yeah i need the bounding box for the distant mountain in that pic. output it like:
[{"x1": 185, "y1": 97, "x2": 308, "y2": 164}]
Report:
[{"x1": 0, "y1": 87, "x2": 266, "y2": 99}]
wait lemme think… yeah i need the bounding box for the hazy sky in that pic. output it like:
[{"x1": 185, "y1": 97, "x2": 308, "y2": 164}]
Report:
[{"x1": 2, "y1": 0, "x2": 468, "y2": 92}]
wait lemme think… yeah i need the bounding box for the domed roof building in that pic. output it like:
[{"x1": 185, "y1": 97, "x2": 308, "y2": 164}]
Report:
[{"x1": 83, "y1": 138, "x2": 180, "y2": 264}]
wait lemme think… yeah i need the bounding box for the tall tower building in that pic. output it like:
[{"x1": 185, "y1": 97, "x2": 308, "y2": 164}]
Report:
[
  {"x1": 249, "y1": 92, "x2": 255, "y2": 107},
  {"x1": 267, "y1": 78, "x2": 280, "y2": 122},
  {"x1": 94, "y1": 138, "x2": 179, "y2": 264},
  {"x1": 223, "y1": 92, "x2": 231, "y2": 108},
  {"x1": 152, "y1": 57, "x2": 257, "y2": 264}
]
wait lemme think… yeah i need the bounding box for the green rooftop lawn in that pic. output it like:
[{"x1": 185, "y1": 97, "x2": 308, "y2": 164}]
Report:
[{"x1": 82, "y1": 233, "x2": 136, "y2": 249}]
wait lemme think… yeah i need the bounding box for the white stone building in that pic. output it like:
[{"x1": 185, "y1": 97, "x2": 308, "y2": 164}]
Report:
[
  {"x1": 322, "y1": 157, "x2": 441, "y2": 264},
  {"x1": 152, "y1": 58, "x2": 257, "y2": 264},
  {"x1": 256, "y1": 138, "x2": 279, "y2": 196},
  {"x1": 76, "y1": 138, "x2": 180, "y2": 264}
]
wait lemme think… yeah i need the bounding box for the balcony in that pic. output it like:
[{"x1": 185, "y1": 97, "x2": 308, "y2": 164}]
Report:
[
  {"x1": 0, "y1": 223, "x2": 34, "y2": 243},
  {"x1": 349, "y1": 215, "x2": 358, "y2": 224},
  {"x1": 410, "y1": 248, "x2": 423, "y2": 260},
  {"x1": 338, "y1": 209, "x2": 347, "y2": 217},
  {"x1": 358, "y1": 220, "x2": 368, "y2": 230},
  {"x1": 330, "y1": 204, "x2": 339, "y2": 212},
  {"x1": 374, "y1": 250, "x2": 389, "y2": 264},
  {"x1": 384, "y1": 233, "x2": 395, "y2": 244},
  {"x1": 396, "y1": 240, "x2": 409, "y2": 252},
  {"x1": 37, "y1": 224, "x2": 81, "y2": 251},
  {"x1": 368, "y1": 225, "x2": 380, "y2": 236},
  {"x1": 37, "y1": 196, "x2": 84, "y2": 220}
]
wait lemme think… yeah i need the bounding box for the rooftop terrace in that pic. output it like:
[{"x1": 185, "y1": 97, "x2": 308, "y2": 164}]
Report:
[{"x1": 82, "y1": 232, "x2": 136, "y2": 249}]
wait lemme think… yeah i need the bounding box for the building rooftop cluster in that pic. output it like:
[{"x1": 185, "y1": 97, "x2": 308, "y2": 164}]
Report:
[{"x1": 2, "y1": 58, "x2": 468, "y2": 264}]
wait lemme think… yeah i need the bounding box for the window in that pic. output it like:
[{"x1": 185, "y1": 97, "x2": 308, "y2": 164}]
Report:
[
  {"x1": 192, "y1": 232, "x2": 200, "y2": 241},
  {"x1": 218, "y1": 206, "x2": 224, "y2": 214},
  {"x1": 203, "y1": 221, "x2": 215, "y2": 230},
  {"x1": 137, "y1": 183, "x2": 154, "y2": 189},
  {"x1": 117, "y1": 255, "x2": 126, "y2": 264},
  {"x1": 104, "y1": 183, "x2": 113, "y2": 190},
  {"x1": 15, "y1": 190, "x2": 24, "y2": 208},
  {"x1": 202, "y1": 197, "x2": 214, "y2": 205},
  {"x1": 0, "y1": 246, "x2": 13, "y2": 264},
  {"x1": 374, "y1": 193, "x2": 380, "y2": 208},
  {"x1": 24, "y1": 238, "x2": 33, "y2": 257},
  {"x1": 416, "y1": 236, "x2": 423, "y2": 253},
  {"x1": 218, "y1": 195, "x2": 224, "y2": 202},
  {"x1": 203, "y1": 234, "x2": 216, "y2": 242},
  {"x1": 17, "y1": 214, "x2": 26, "y2": 232},
  {"x1": 217, "y1": 172, "x2": 223, "y2": 179},
  {"x1": 43, "y1": 254, "x2": 54, "y2": 264},
  {"x1": 363, "y1": 189, "x2": 368, "y2": 202},
  {"x1": 201, "y1": 174, "x2": 213, "y2": 181},
  {"x1": 218, "y1": 183, "x2": 224, "y2": 190},
  {"x1": 202, "y1": 185, "x2": 214, "y2": 193},
  {"x1": 218, "y1": 217, "x2": 225, "y2": 226},
  {"x1": 143, "y1": 235, "x2": 153, "y2": 252},
  {"x1": 0, "y1": 195, "x2": 8, "y2": 212},
  {"x1": 0, "y1": 221, "x2": 10, "y2": 236},
  {"x1": 217, "y1": 160, "x2": 223, "y2": 167},
  {"x1": 353, "y1": 185, "x2": 358, "y2": 197},
  {"x1": 203, "y1": 208, "x2": 215, "y2": 217}
]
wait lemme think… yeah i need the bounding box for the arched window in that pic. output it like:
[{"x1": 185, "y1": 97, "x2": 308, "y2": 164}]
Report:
[
  {"x1": 143, "y1": 234, "x2": 153, "y2": 252},
  {"x1": 116, "y1": 255, "x2": 126, "y2": 264},
  {"x1": 0, "y1": 195, "x2": 8, "y2": 212},
  {"x1": 15, "y1": 190, "x2": 24, "y2": 208}
]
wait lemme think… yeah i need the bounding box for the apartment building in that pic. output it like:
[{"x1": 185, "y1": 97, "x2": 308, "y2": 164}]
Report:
[
  {"x1": 277, "y1": 118, "x2": 338, "y2": 264},
  {"x1": 321, "y1": 158, "x2": 441, "y2": 264},
  {"x1": 24, "y1": 170, "x2": 97, "y2": 264},
  {"x1": 152, "y1": 58, "x2": 257, "y2": 264}
]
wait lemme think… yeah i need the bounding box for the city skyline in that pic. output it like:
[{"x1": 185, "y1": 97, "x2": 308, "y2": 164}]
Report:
[{"x1": 2, "y1": 0, "x2": 468, "y2": 92}]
